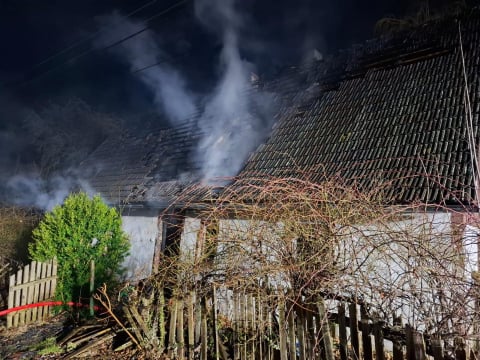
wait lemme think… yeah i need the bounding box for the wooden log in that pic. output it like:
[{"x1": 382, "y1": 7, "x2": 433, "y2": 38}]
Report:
[
  {"x1": 64, "y1": 332, "x2": 115, "y2": 359},
  {"x1": 124, "y1": 307, "x2": 144, "y2": 347},
  {"x1": 372, "y1": 319, "x2": 385, "y2": 360},
  {"x1": 349, "y1": 303, "x2": 360, "y2": 360},
  {"x1": 338, "y1": 303, "x2": 348, "y2": 360},
  {"x1": 317, "y1": 297, "x2": 334, "y2": 360},
  {"x1": 66, "y1": 327, "x2": 113, "y2": 350},
  {"x1": 412, "y1": 332, "x2": 426, "y2": 360},
  {"x1": 361, "y1": 305, "x2": 373, "y2": 360}
]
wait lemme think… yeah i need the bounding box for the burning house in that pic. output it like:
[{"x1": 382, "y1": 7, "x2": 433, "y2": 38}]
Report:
[{"x1": 80, "y1": 8, "x2": 480, "y2": 335}]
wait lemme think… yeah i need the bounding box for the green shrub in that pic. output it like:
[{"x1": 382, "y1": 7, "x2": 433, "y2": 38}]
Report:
[{"x1": 29, "y1": 192, "x2": 130, "y2": 302}]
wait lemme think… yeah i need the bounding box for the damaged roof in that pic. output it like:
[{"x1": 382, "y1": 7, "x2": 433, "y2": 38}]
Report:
[
  {"x1": 85, "y1": 8, "x2": 480, "y2": 207},
  {"x1": 238, "y1": 9, "x2": 480, "y2": 205},
  {"x1": 80, "y1": 116, "x2": 205, "y2": 206}
]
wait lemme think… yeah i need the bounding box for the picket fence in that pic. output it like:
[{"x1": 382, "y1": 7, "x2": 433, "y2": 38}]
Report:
[{"x1": 7, "y1": 258, "x2": 57, "y2": 328}]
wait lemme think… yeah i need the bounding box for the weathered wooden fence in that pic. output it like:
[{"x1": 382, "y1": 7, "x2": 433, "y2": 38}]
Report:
[
  {"x1": 7, "y1": 258, "x2": 57, "y2": 328},
  {"x1": 154, "y1": 288, "x2": 472, "y2": 360}
]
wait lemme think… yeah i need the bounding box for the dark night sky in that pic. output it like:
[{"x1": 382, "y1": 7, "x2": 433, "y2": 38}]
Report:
[{"x1": 0, "y1": 0, "x2": 414, "y2": 115}]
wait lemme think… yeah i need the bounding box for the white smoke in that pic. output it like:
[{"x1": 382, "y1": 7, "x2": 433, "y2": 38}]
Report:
[
  {"x1": 6, "y1": 173, "x2": 96, "y2": 211},
  {"x1": 95, "y1": 11, "x2": 197, "y2": 123},
  {"x1": 96, "y1": 1, "x2": 274, "y2": 183},
  {"x1": 194, "y1": 0, "x2": 274, "y2": 182}
]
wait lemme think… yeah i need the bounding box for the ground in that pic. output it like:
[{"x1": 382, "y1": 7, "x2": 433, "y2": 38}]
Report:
[{"x1": 0, "y1": 313, "x2": 154, "y2": 359}]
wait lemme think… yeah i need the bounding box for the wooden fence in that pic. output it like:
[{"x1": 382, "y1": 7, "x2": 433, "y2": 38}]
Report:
[
  {"x1": 154, "y1": 288, "x2": 473, "y2": 360},
  {"x1": 7, "y1": 258, "x2": 57, "y2": 328}
]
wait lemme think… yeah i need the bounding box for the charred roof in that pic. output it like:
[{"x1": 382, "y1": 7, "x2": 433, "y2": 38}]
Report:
[
  {"x1": 84, "y1": 8, "x2": 480, "y2": 208},
  {"x1": 238, "y1": 8, "x2": 480, "y2": 206}
]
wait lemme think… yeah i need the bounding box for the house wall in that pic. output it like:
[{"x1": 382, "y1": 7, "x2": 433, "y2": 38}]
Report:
[
  {"x1": 121, "y1": 215, "x2": 159, "y2": 281},
  {"x1": 175, "y1": 212, "x2": 479, "y2": 330}
]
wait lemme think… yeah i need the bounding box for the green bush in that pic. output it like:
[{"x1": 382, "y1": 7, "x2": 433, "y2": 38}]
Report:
[{"x1": 29, "y1": 192, "x2": 130, "y2": 302}]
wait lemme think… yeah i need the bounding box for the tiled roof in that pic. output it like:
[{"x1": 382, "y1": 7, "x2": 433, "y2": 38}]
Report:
[
  {"x1": 80, "y1": 117, "x2": 206, "y2": 206},
  {"x1": 238, "y1": 10, "x2": 480, "y2": 205},
  {"x1": 84, "y1": 9, "x2": 480, "y2": 207}
]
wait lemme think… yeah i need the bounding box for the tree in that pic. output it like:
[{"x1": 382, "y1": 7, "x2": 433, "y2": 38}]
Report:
[{"x1": 29, "y1": 192, "x2": 130, "y2": 302}]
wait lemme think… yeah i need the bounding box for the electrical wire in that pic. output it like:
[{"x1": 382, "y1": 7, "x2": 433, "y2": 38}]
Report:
[
  {"x1": 30, "y1": 0, "x2": 159, "y2": 70},
  {"x1": 3, "y1": 0, "x2": 189, "y2": 91}
]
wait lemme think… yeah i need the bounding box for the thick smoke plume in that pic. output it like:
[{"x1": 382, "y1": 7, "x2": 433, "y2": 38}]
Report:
[
  {"x1": 194, "y1": 0, "x2": 274, "y2": 182},
  {"x1": 97, "y1": 0, "x2": 274, "y2": 183}
]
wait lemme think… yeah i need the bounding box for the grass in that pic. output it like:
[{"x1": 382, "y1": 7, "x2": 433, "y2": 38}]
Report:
[{"x1": 29, "y1": 336, "x2": 64, "y2": 356}]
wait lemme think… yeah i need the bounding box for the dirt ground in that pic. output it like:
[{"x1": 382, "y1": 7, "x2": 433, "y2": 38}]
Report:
[{"x1": 0, "y1": 314, "x2": 151, "y2": 359}]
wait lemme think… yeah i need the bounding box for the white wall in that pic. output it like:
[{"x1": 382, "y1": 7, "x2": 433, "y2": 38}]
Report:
[{"x1": 121, "y1": 215, "x2": 158, "y2": 281}]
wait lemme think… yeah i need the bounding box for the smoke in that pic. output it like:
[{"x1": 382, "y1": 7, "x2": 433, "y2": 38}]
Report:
[
  {"x1": 5, "y1": 172, "x2": 96, "y2": 211},
  {"x1": 0, "y1": 97, "x2": 110, "y2": 211},
  {"x1": 194, "y1": 0, "x2": 274, "y2": 182},
  {"x1": 96, "y1": 1, "x2": 274, "y2": 184},
  {"x1": 95, "y1": 12, "x2": 197, "y2": 124}
]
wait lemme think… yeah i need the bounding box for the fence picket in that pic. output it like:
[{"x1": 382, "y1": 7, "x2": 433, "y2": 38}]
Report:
[
  {"x1": 349, "y1": 303, "x2": 359, "y2": 360},
  {"x1": 6, "y1": 259, "x2": 57, "y2": 328},
  {"x1": 338, "y1": 303, "x2": 348, "y2": 360},
  {"x1": 361, "y1": 305, "x2": 373, "y2": 360}
]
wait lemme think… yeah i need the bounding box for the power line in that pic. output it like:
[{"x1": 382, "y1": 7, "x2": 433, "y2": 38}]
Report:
[
  {"x1": 30, "y1": 0, "x2": 159, "y2": 70},
  {"x1": 4, "y1": 0, "x2": 189, "y2": 91},
  {"x1": 131, "y1": 52, "x2": 188, "y2": 74}
]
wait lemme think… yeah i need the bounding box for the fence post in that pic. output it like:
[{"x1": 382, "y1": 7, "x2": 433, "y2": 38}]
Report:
[
  {"x1": 279, "y1": 298, "x2": 288, "y2": 360},
  {"x1": 413, "y1": 332, "x2": 426, "y2": 360},
  {"x1": 287, "y1": 301, "x2": 297, "y2": 360},
  {"x1": 349, "y1": 303, "x2": 360, "y2": 360},
  {"x1": 338, "y1": 303, "x2": 348, "y2": 360},
  {"x1": 455, "y1": 337, "x2": 467, "y2": 360},
  {"x1": 361, "y1": 305, "x2": 373, "y2": 360},
  {"x1": 392, "y1": 316, "x2": 403, "y2": 360},
  {"x1": 373, "y1": 318, "x2": 385, "y2": 360},
  {"x1": 431, "y1": 337, "x2": 444, "y2": 360},
  {"x1": 317, "y1": 297, "x2": 334, "y2": 360},
  {"x1": 168, "y1": 298, "x2": 178, "y2": 358}
]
